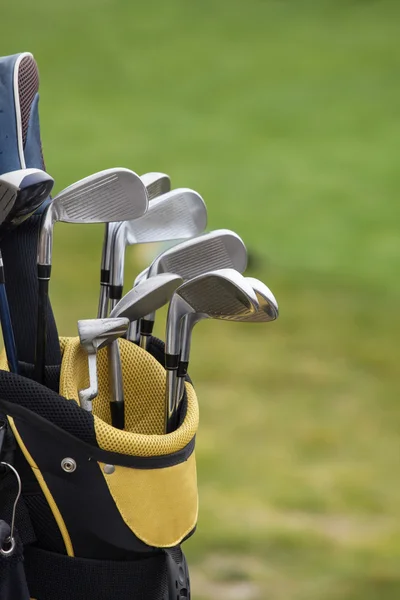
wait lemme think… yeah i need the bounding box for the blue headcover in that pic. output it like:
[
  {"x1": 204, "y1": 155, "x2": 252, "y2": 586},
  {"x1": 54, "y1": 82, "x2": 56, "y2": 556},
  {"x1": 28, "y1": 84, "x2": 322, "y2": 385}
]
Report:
[{"x1": 0, "y1": 52, "x2": 60, "y2": 386}]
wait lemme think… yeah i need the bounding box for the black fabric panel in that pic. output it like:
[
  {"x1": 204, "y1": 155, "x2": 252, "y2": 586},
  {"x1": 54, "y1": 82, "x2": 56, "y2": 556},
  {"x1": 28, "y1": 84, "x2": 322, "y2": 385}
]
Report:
[
  {"x1": 0, "y1": 468, "x2": 36, "y2": 547},
  {"x1": 25, "y1": 546, "x2": 172, "y2": 600},
  {"x1": 0, "y1": 525, "x2": 30, "y2": 600},
  {"x1": 18, "y1": 362, "x2": 61, "y2": 393},
  {"x1": 12, "y1": 415, "x2": 196, "y2": 557},
  {"x1": 1, "y1": 214, "x2": 61, "y2": 390},
  {"x1": 0, "y1": 370, "x2": 98, "y2": 446},
  {"x1": 0, "y1": 396, "x2": 195, "y2": 470},
  {"x1": 13, "y1": 439, "x2": 66, "y2": 553},
  {"x1": 12, "y1": 415, "x2": 156, "y2": 557}
]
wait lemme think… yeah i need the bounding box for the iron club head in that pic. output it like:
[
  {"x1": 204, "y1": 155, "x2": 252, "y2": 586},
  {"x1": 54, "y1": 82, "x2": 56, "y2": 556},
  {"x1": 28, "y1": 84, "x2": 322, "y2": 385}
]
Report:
[
  {"x1": 110, "y1": 273, "x2": 183, "y2": 323},
  {"x1": 37, "y1": 167, "x2": 148, "y2": 268},
  {"x1": 108, "y1": 188, "x2": 207, "y2": 305}
]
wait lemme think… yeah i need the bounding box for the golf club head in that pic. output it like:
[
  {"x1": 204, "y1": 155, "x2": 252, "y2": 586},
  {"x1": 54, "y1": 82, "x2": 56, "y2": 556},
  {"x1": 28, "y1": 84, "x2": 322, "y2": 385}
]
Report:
[
  {"x1": 38, "y1": 168, "x2": 149, "y2": 267},
  {"x1": 179, "y1": 277, "x2": 279, "y2": 362},
  {"x1": 139, "y1": 229, "x2": 249, "y2": 346},
  {"x1": 0, "y1": 168, "x2": 54, "y2": 233},
  {"x1": 78, "y1": 317, "x2": 130, "y2": 354},
  {"x1": 242, "y1": 277, "x2": 279, "y2": 321},
  {"x1": 110, "y1": 273, "x2": 183, "y2": 322},
  {"x1": 166, "y1": 268, "x2": 259, "y2": 357},
  {"x1": 110, "y1": 188, "x2": 208, "y2": 292},
  {"x1": 140, "y1": 172, "x2": 171, "y2": 200},
  {"x1": 148, "y1": 229, "x2": 247, "y2": 281}
]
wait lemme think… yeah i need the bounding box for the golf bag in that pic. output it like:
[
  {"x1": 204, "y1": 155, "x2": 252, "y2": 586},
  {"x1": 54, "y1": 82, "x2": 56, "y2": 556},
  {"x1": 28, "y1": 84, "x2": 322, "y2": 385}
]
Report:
[{"x1": 0, "y1": 52, "x2": 196, "y2": 599}]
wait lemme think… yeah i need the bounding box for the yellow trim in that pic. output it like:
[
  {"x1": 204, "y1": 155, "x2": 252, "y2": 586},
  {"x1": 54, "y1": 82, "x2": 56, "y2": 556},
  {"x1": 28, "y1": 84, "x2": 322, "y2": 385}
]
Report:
[
  {"x1": 99, "y1": 453, "x2": 198, "y2": 548},
  {"x1": 8, "y1": 417, "x2": 74, "y2": 557}
]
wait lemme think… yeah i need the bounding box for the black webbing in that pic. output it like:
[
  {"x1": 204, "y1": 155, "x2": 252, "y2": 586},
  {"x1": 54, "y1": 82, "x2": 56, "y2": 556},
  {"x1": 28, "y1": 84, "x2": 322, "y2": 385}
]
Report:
[
  {"x1": 1, "y1": 214, "x2": 61, "y2": 391},
  {"x1": 24, "y1": 546, "x2": 171, "y2": 600}
]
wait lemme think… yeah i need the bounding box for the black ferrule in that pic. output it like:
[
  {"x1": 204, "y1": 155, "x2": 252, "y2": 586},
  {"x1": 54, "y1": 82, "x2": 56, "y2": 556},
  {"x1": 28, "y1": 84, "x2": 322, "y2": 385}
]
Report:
[
  {"x1": 100, "y1": 269, "x2": 110, "y2": 285},
  {"x1": 177, "y1": 361, "x2": 189, "y2": 378},
  {"x1": 109, "y1": 284, "x2": 123, "y2": 301},
  {"x1": 37, "y1": 264, "x2": 52, "y2": 280},
  {"x1": 0, "y1": 266, "x2": 5, "y2": 284},
  {"x1": 140, "y1": 319, "x2": 154, "y2": 335},
  {"x1": 165, "y1": 353, "x2": 180, "y2": 370},
  {"x1": 110, "y1": 402, "x2": 125, "y2": 430}
]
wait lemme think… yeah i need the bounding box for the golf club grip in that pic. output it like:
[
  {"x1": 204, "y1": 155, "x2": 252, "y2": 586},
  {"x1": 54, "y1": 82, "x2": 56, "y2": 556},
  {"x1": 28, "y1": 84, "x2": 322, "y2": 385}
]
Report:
[
  {"x1": 0, "y1": 284, "x2": 18, "y2": 373},
  {"x1": 0, "y1": 215, "x2": 61, "y2": 379},
  {"x1": 34, "y1": 277, "x2": 49, "y2": 384}
]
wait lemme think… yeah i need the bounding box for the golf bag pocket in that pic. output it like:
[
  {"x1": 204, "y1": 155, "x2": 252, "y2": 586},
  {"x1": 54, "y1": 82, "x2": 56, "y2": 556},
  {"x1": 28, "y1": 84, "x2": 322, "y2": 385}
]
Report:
[{"x1": 0, "y1": 337, "x2": 198, "y2": 555}]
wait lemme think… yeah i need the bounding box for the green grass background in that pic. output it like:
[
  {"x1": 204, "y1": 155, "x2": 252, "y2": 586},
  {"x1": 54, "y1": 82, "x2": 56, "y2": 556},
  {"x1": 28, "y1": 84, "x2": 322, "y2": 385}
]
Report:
[{"x1": 2, "y1": 1, "x2": 400, "y2": 598}]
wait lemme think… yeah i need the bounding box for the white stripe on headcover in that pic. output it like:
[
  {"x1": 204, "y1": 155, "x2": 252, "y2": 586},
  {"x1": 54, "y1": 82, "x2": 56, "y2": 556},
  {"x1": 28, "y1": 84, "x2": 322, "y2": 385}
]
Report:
[{"x1": 13, "y1": 52, "x2": 34, "y2": 170}]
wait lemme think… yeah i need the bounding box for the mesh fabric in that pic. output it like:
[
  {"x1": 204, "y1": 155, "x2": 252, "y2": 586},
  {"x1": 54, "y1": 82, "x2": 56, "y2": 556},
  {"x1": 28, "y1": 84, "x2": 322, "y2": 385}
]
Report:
[{"x1": 60, "y1": 337, "x2": 198, "y2": 457}]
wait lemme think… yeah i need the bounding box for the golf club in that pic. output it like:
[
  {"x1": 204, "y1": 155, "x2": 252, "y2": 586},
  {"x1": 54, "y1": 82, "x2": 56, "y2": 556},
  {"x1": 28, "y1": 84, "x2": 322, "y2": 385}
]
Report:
[
  {"x1": 138, "y1": 229, "x2": 248, "y2": 349},
  {"x1": 107, "y1": 188, "x2": 207, "y2": 313},
  {"x1": 175, "y1": 276, "x2": 280, "y2": 406},
  {"x1": 165, "y1": 268, "x2": 259, "y2": 432},
  {"x1": 78, "y1": 317, "x2": 129, "y2": 412},
  {"x1": 34, "y1": 167, "x2": 148, "y2": 384},
  {"x1": 107, "y1": 273, "x2": 183, "y2": 428},
  {"x1": 97, "y1": 172, "x2": 171, "y2": 319},
  {"x1": 0, "y1": 168, "x2": 54, "y2": 373}
]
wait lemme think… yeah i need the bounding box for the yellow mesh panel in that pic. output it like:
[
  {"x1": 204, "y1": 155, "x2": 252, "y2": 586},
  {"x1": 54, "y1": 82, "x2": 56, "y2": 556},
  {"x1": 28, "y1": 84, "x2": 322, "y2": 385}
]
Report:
[{"x1": 60, "y1": 337, "x2": 199, "y2": 458}]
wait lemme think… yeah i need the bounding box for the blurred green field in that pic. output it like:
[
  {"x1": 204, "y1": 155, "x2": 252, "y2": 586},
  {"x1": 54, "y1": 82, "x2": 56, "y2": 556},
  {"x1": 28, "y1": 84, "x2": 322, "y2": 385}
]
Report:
[{"x1": 2, "y1": 1, "x2": 400, "y2": 598}]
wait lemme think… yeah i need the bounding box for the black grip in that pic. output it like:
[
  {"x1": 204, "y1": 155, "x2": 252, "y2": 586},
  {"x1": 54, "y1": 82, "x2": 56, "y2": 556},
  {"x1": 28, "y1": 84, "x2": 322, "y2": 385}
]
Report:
[{"x1": 110, "y1": 401, "x2": 125, "y2": 430}]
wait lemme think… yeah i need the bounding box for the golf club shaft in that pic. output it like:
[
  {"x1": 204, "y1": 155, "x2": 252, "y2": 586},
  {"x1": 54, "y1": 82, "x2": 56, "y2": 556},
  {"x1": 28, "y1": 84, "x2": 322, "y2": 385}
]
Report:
[
  {"x1": 98, "y1": 224, "x2": 111, "y2": 318},
  {"x1": 107, "y1": 341, "x2": 125, "y2": 429},
  {"x1": 175, "y1": 315, "x2": 194, "y2": 411},
  {"x1": 165, "y1": 367, "x2": 179, "y2": 433},
  {"x1": 127, "y1": 320, "x2": 140, "y2": 344}
]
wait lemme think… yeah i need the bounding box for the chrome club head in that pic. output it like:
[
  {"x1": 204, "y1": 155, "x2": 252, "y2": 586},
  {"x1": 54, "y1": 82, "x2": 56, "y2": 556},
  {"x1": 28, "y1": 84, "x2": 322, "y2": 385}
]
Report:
[
  {"x1": 0, "y1": 168, "x2": 54, "y2": 233},
  {"x1": 140, "y1": 172, "x2": 171, "y2": 200},
  {"x1": 241, "y1": 277, "x2": 279, "y2": 322},
  {"x1": 77, "y1": 317, "x2": 129, "y2": 411},
  {"x1": 108, "y1": 188, "x2": 207, "y2": 308},
  {"x1": 164, "y1": 268, "x2": 259, "y2": 432},
  {"x1": 148, "y1": 228, "x2": 247, "y2": 281},
  {"x1": 139, "y1": 229, "x2": 248, "y2": 347},
  {"x1": 37, "y1": 167, "x2": 148, "y2": 268},
  {"x1": 110, "y1": 273, "x2": 183, "y2": 322}
]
